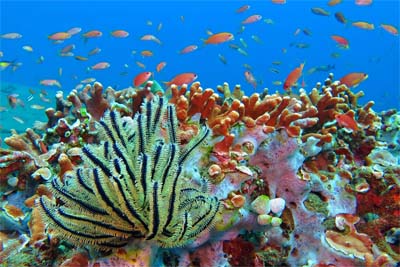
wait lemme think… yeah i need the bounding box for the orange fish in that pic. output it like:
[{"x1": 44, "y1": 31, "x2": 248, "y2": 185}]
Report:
[
  {"x1": 203, "y1": 32, "x2": 234, "y2": 45},
  {"x1": 352, "y1": 21, "x2": 374, "y2": 30},
  {"x1": 164, "y1": 73, "x2": 198, "y2": 87},
  {"x1": 91, "y1": 62, "x2": 110, "y2": 70},
  {"x1": 244, "y1": 71, "x2": 257, "y2": 89},
  {"x1": 133, "y1": 71, "x2": 152, "y2": 87},
  {"x1": 339, "y1": 72, "x2": 368, "y2": 87},
  {"x1": 179, "y1": 45, "x2": 198, "y2": 54},
  {"x1": 242, "y1": 14, "x2": 262, "y2": 24},
  {"x1": 283, "y1": 63, "x2": 304, "y2": 91},
  {"x1": 111, "y1": 30, "x2": 129, "y2": 38},
  {"x1": 335, "y1": 112, "x2": 358, "y2": 131},
  {"x1": 83, "y1": 30, "x2": 103, "y2": 39},
  {"x1": 380, "y1": 24, "x2": 398, "y2": 35},
  {"x1": 48, "y1": 32, "x2": 71, "y2": 41},
  {"x1": 328, "y1": 0, "x2": 342, "y2": 6},
  {"x1": 236, "y1": 5, "x2": 250, "y2": 13},
  {"x1": 331, "y1": 35, "x2": 349, "y2": 49},
  {"x1": 156, "y1": 61, "x2": 167, "y2": 72},
  {"x1": 141, "y1": 50, "x2": 153, "y2": 57}
]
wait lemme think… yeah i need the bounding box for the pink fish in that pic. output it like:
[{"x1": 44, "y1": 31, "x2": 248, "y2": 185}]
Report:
[
  {"x1": 91, "y1": 62, "x2": 110, "y2": 70},
  {"x1": 111, "y1": 30, "x2": 129, "y2": 38},
  {"x1": 179, "y1": 45, "x2": 198, "y2": 54},
  {"x1": 40, "y1": 79, "x2": 61, "y2": 88},
  {"x1": 244, "y1": 71, "x2": 257, "y2": 89},
  {"x1": 242, "y1": 14, "x2": 262, "y2": 24}
]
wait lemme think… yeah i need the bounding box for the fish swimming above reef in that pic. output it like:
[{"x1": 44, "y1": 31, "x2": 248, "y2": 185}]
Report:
[{"x1": 340, "y1": 72, "x2": 368, "y2": 87}]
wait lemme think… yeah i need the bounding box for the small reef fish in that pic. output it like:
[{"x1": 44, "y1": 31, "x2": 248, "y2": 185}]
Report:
[
  {"x1": 40, "y1": 79, "x2": 61, "y2": 88},
  {"x1": 218, "y1": 54, "x2": 227, "y2": 65},
  {"x1": 48, "y1": 32, "x2": 71, "y2": 41},
  {"x1": 59, "y1": 52, "x2": 74, "y2": 57},
  {"x1": 82, "y1": 30, "x2": 103, "y2": 41},
  {"x1": 12, "y1": 116, "x2": 25, "y2": 124},
  {"x1": 141, "y1": 50, "x2": 153, "y2": 57},
  {"x1": 75, "y1": 56, "x2": 89, "y2": 61},
  {"x1": 88, "y1": 47, "x2": 101, "y2": 56},
  {"x1": 236, "y1": 5, "x2": 250, "y2": 13},
  {"x1": 334, "y1": 12, "x2": 347, "y2": 24},
  {"x1": 156, "y1": 61, "x2": 167, "y2": 72},
  {"x1": 380, "y1": 24, "x2": 398, "y2": 35},
  {"x1": 157, "y1": 23, "x2": 163, "y2": 31},
  {"x1": 203, "y1": 32, "x2": 234, "y2": 45},
  {"x1": 269, "y1": 68, "x2": 280, "y2": 74},
  {"x1": 30, "y1": 104, "x2": 45, "y2": 110},
  {"x1": 263, "y1": 18, "x2": 274, "y2": 24},
  {"x1": 302, "y1": 28, "x2": 312, "y2": 36},
  {"x1": 352, "y1": 21, "x2": 374, "y2": 30},
  {"x1": 239, "y1": 38, "x2": 248, "y2": 48},
  {"x1": 272, "y1": 80, "x2": 283, "y2": 86},
  {"x1": 179, "y1": 45, "x2": 198, "y2": 54},
  {"x1": 81, "y1": 78, "x2": 96, "y2": 83},
  {"x1": 1, "y1": 32, "x2": 22, "y2": 39},
  {"x1": 355, "y1": 0, "x2": 372, "y2": 6},
  {"x1": 37, "y1": 56, "x2": 45, "y2": 64},
  {"x1": 244, "y1": 71, "x2": 257, "y2": 89},
  {"x1": 111, "y1": 30, "x2": 129, "y2": 38},
  {"x1": 164, "y1": 73, "x2": 198, "y2": 87},
  {"x1": 339, "y1": 72, "x2": 368, "y2": 87},
  {"x1": 241, "y1": 14, "x2": 262, "y2": 24},
  {"x1": 271, "y1": 0, "x2": 286, "y2": 4},
  {"x1": 251, "y1": 35, "x2": 263, "y2": 44},
  {"x1": 136, "y1": 61, "x2": 146, "y2": 69},
  {"x1": 283, "y1": 63, "x2": 304, "y2": 91},
  {"x1": 311, "y1": 7, "x2": 330, "y2": 16},
  {"x1": 328, "y1": 0, "x2": 342, "y2": 6},
  {"x1": 60, "y1": 44, "x2": 75, "y2": 54},
  {"x1": 236, "y1": 48, "x2": 248, "y2": 56},
  {"x1": 22, "y1": 45, "x2": 33, "y2": 52},
  {"x1": 67, "y1": 27, "x2": 82, "y2": 36},
  {"x1": 307, "y1": 65, "x2": 335, "y2": 75},
  {"x1": 272, "y1": 61, "x2": 282, "y2": 65},
  {"x1": 335, "y1": 112, "x2": 358, "y2": 131},
  {"x1": 140, "y1": 34, "x2": 162, "y2": 45},
  {"x1": 0, "y1": 60, "x2": 17, "y2": 71},
  {"x1": 133, "y1": 71, "x2": 153, "y2": 87},
  {"x1": 91, "y1": 62, "x2": 110, "y2": 70},
  {"x1": 8, "y1": 94, "x2": 24, "y2": 108},
  {"x1": 331, "y1": 35, "x2": 349, "y2": 49}
]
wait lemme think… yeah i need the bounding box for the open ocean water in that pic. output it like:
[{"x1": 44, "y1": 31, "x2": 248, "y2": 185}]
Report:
[{"x1": 0, "y1": 0, "x2": 399, "y2": 143}]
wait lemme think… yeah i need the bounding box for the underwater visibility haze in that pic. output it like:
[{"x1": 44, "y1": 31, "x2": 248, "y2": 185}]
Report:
[{"x1": 0, "y1": 0, "x2": 399, "y2": 266}]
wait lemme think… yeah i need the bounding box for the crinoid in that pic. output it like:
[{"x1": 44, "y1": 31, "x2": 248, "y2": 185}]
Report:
[{"x1": 37, "y1": 96, "x2": 220, "y2": 249}]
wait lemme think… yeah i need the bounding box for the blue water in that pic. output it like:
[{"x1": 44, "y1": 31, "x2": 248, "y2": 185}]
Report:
[{"x1": 0, "y1": 0, "x2": 399, "y2": 136}]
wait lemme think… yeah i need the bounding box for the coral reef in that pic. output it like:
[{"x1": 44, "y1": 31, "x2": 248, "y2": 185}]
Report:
[{"x1": 0, "y1": 75, "x2": 398, "y2": 267}]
